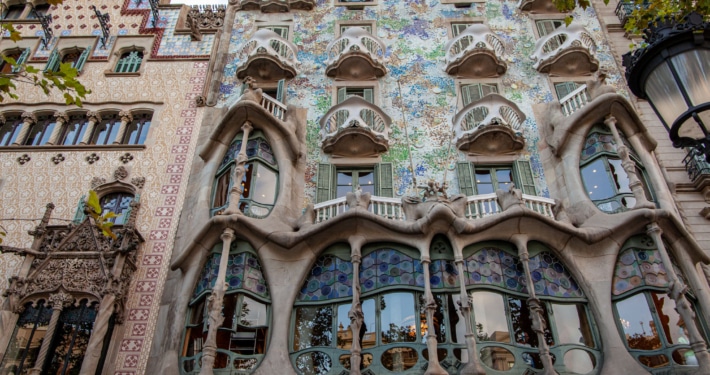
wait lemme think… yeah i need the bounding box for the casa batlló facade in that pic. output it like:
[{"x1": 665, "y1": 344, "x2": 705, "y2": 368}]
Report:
[{"x1": 1, "y1": 0, "x2": 710, "y2": 374}]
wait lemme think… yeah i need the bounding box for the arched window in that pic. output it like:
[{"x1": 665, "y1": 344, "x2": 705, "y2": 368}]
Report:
[
  {"x1": 115, "y1": 50, "x2": 143, "y2": 73},
  {"x1": 59, "y1": 113, "x2": 89, "y2": 146},
  {"x1": 0, "y1": 301, "x2": 52, "y2": 373},
  {"x1": 23, "y1": 114, "x2": 56, "y2": 146},
  {"x1": 122, "y1": 112, "x2": 151, "y2": 145},
  {"x1": 45, "y1": 47, "x2": 90, "y2": 73},
  {"x1": 181, "y1": 242, "x2": 271, "y2": 374},
  {"x1": 0, "y1": 48, "x2": 29, "y2": 74},
  {"x1": 579, "y1": 124, "x2": 653, "y2": 213},
  {"x1": 0, "y1": 114, "x2": 23, "y2": 146},
  {"x1": 612, "y1": 234, "x2": 706, "y2": 370},
  {"x1": 212, "y1": 131, "x2": 278, "y2": 218},
  {"x1": 99, "y1": 192, "x2": 135, "y2": 225},
  {"x1": 91, "y1": 113, "x2": 121, "y2": 145}
]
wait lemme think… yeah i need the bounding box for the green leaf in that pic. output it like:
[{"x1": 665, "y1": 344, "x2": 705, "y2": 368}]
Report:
[
  {"x1": 25, "y1": 65, "x2": 38, "y2": 74},
  {"x1": 87, "y1": 190, "x2": 102, "y2": 214},
  {"x1": 103, "y1": 212, "x2": 118, "y2": 219},
  {"x1": 564, "y1": 15, "x2": 573, "y2": 26}
]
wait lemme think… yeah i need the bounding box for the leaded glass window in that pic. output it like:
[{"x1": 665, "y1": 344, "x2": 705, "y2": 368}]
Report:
[
  {"x1": 115, "y1": 50, "x2": 143, "y2": 73},
  {"x1": 0, "y1": 301, "x2": 52, "y2": 374},
  {"x1": 99, "y1": 192, "x2": 134, "y2": 225}
]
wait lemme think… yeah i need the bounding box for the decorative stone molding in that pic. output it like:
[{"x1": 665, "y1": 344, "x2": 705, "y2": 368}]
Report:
[
  {"x1": 530, "y1": 24, "x2": 599, "y2": 76},
  {"x1": 319, "y1": 96, "x2": 392, "y2": 157},
  {"x1": 120, "y1": 152, "x2": 134, "y2": 164},
  {"x1": 235, "y1": 29, "x2": 299, "y2": 82},
  {"x1": 518, "y1": 0, "x2": 559, "y2": 13},
  {"x1": 51, "y1": 153, "x2": 65, "y2": 164},
  {"x1": 17, "y1": 154, "x2": 30, "y2": 165},
  {"x1": 239, "y1": 0, "x2": 291, "y2": 13},
  {"x1": 21, "y1": 111, "x2": 37, "y2": 124},
  {"x1": 325, "y1": 27, "x2": 387, "y2": 80},
  {"x1": 86, "y1": 153, "x2": 100, "y2": 164},
  {"x1": 444, "y1": 24, "x2": 507, "y2": 78},
  {"x1": 114, "y1": 166, "x2": 129, "y2": 180},
  {"x1": 453, "y1": 93, "x2": 526, "y2": 155}
]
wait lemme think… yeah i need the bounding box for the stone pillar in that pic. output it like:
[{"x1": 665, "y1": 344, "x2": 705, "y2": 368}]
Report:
[
  {"x1": 80, "y1": 112, "x2": 102, "y2": 145},
  {"x1": 421, "y1": 253, "x2": 447, "y2": 375},
  {"x1": 12, "y1": 112, "x2": 37, "y2": 146},
  {"x1": 199, "y1": 228, "x2": 235, "y2": 375},
  {"x1": 46, "y1": 112, "x2": 69, "y2": 145},
  {"x1": 78, "y1": 281, "x2": 119, "y2": 375},
  {"x1": 113, "y1": 111, "x2": 133, "y2": 145},
  {"x1": 647, "y1": 224, "x2": 710, "y2": 374},
  {"x1": 29, "y1": 292, "x2": 73, "y2": 375},
  {"x1": 224, "y1": 122, "x2": 253, "y2": 215},
  {"x1": 515, "y1": 239, "x2": 557, "y2": 375},
  {"x1": 348, "y1": 242, "x2": 363, "y2": 375},
  {"x1": 604, "y1": 115, "x2": 654, "y2": 209},
  {"x1": 454, "y1": 252, "x2": 486, "y2": 375}
]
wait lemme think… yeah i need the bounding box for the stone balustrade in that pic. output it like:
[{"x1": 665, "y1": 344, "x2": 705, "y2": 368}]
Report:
[{"x1": 559, "y1": 84, "x2": 590, "y2": 117}]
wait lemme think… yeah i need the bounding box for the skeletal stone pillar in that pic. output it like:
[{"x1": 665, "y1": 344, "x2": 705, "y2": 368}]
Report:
[
  {"x1": 604, "y1": 115, "x2": 654, "y2": 209},
  {"x1": 199, "y1": 228, "x2": 235, "y2": 375},
  {"x1": 78, "y1": 280, "x2": 119, "y2": 375},
  {"x1": 113, "y1": 110, "x2": 133, "y2": 144},
  {"x1": 647, "y1": 224, "x2": 710, "y2": 374},
  {"x1": 348, "y1": 244, "x2": 363, "y2": 375},
  {"x1": 454, "y1": 254, "x2": 486, "y2": 375},
  {"x1": 224, "y1": 122, "x2": 253, "y2": 215},
  {"x1": 421, "y1": 254, "x2": 447, "y2": 375},
  {"x1": 12, "y1": 112, "x2": 37, "y2": 146},
  {"x1": 80, "y1": 112, "x2": 102, "y2": 145},
  {"x1": 29, "y1": 292, "x2": 73, "y2": 375},
  {"x1": 46, "y1": 112, "x2": 69, "y2": 145}
]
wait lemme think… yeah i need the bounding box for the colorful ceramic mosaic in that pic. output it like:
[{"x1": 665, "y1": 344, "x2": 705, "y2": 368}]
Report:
[
  {"x1": 192, "y1": 251, "x2": 270, "y2": 301},
  {"x1": 219, "y1": 138, "x2": 277, "y2": 170},
  {"x1": 155, "y1": 9, "x2": 215, "y2": 57},
  {"x1": 297, "y1": 255, "x2": 353, "y2": 302},
  {"x1": 613, "y1": 245, "x2": 670, "y2": 296}
]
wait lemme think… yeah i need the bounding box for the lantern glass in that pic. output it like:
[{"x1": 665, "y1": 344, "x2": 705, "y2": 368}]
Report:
[
  {"x1": 672, "y1": 49, "x2": 710, "y2": 107},
  {"x1": 644, "y1": 62, "x2": 687, "y2": 128}
]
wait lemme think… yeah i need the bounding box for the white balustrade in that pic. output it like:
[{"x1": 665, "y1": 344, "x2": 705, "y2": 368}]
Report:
[
  {"x1": 444, "y1": 24, "x2": 505, "y2": 65},
  {"x1": 559, "y1": 84, "x2": 590, "y2": 117},
  {"x1": 259, "y1": 92, "x2": 287, "y2": 121},
  {"x1": 530, "y1": 24, "x2": 596, "y2": 70},
  {"x1": 237, "y1": 29, "x2": 299, "y2": 69}
]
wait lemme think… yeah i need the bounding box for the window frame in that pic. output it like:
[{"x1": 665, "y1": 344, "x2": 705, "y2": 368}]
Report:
[
  {"x1": 23, "y1": 113, "x2": 56, "y2": 146},
  {"x1": 0, "y1": 114, "x2": 24, "y2": 146},
  {"x1": 114, "y1": 49, "x2": 144, "y2": 74},
  {"x1": 455, "y1": 78, "x2": 502, "y2": 109},
  {"x1": 456, "y1": 160, "x2": 537, "y2": 197},
  {"x1": 58, "y1": 113, "x2": 90, "y2": 146},
  {"x1": 122, "y1": 112, "x2": 152, "y2": 145},
  {"x1": 315, "y1": 162, "x2": 393, "y2": 203},
  {"x1": 335, "y1": 20, "x2": 376, "y2": 37}
]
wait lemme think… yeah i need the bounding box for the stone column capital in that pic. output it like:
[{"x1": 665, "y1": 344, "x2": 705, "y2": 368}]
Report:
[
  {"x1": 119, "y1": 110, "x2": 133, "y2": 123},
  {"x1": 241, "y1": 121, "x2": 253, "y2": 134},
  {"x1": 87, "y1": 111, "x2": 102, "y2": 123},
  {"x1": 48, "y1": 292, "x2": 73, "y2": 310},
  {"x1": 53, "y1": 111, "x2": 69, "y2": 123},
  {"x1": 21, "y1": 112, "x2": 37, "y2": 124},
  {"x1": 221, "y1": 228, "x2": 235, "y2": 242},
  {"x1": 646, "y1": 222, "x2": 662, "y2": 236},
  {"x1": 604, "y1": 115, "x2": 617, "y2": 128}
]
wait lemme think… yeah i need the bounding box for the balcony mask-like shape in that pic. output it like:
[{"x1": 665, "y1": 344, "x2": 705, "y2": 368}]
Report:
[
  {"x1": 453, "y1": 93, "x2": 526, "y2": 155},
  {"x1": 444, "y1": 24, "x2": 507, "y2": 78},
  {"x1": 235, "y1": 29, "x2": 299, "y2": 82},
  {"x1": 530, "y1": 24, "x2": 599, "y2": 76},
  {"x1": 518, "y1": 0, "x2": 560, "y2": 13},
  {"x1": 239, "y1": 0, "x2": 290, "y2": 12},
  {"x1": 325, "y1": 27, "x2": 387, "y2": 81},
  {"x1": 319, "y1": 96, "x2": 392, "y2": 157}
]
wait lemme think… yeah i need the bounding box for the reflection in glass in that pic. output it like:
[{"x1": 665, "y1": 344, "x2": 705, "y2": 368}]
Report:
[
  {"x1": 381, "y1": 347, "x2": 418, "y2": 371},
  {"x1": 508, "y1": 297, "x2": 553, "y2": 347},
  {"x1": 581, "y1": 159, "x2": 615, "y2": 200},
  {"x1": 380, "y1": 293, "x2": 416, "y2": 344},
  {"x1": 475, "y1": 169, "x2": 494, "y2": 194},
  {"x1": 253, "y1": 166, "x2": 277, "y2": 205},
  {"x1": 336, "y1": 303, "x2": 352, "y2": 349},
  {"x1": 551, "y1": 303, "x2": 594, "y2": 347},
  {"x1": 361, "y1": 299, "x2": 376, "y2": 349},
  {"x1": 419, "y1": 294, "x2": 446, "y2": 343},
  {"x1": 340, "y1": 353, "x2": 373, "y2": 370},
  {"x1": 0, "y1": 302, "x2": 52, "y2": 374},
  {"x1": 672, "y1": 348, "x2": 699, "y2": 366},
  {"x1": 480, "y1": 346, "x2": 515, "y2": 371},
  {"x1": 293, "y1": 306, "x2": 333, "y2": 350},
  {"x1": 649, "y1": 292, "x2": 684, "y2": 345},
  {"x1": 563, "y1": 349, "x2": 595, "y2": 374},
  {"x1": 522, "y1": 352, "x2": 555, "y2": 369},
  {"x1": 472, "y1": 291, "x2": 509, "y2": 343},
  {"x1": 296, "y1": 351, "x2": 332, "y2": 375},
  {"x1": 615, "y1": 293, "x2": 661, "y2": 350},
  {"x1": 239, "y1": 296, "x2": 267, "y2": 327},
  {"x1": 638, "y1": 354, "x2": 669, "y2": 368}
]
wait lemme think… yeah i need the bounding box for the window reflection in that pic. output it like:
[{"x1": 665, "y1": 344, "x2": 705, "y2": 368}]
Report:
[
  {"x1": 472, "y1": 291, "x2": 509, "y2": 343},
  {"x1": 508, "y1": 296, "x2": 554, "y2": 347},
  {"x1": 380, "y1": 293, "x2": 416, "y2": 344},
  {"x1": 616, "y1": 293, "x2": 661, "y2": 350},
  {"x1": 294, "y1": 306, "x2": 333, "y2": 350},
  {"x1": 551, "y1": 303, "x2": 594, "y2": 347}
]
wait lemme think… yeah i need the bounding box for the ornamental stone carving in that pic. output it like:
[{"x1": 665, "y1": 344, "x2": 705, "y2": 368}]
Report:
[
  {"x1": 114, "y1": 166, "x2": 129, "y2": 180},
  {"x1": 21, "y1": 112, "x2": 37, "y2": 124}
]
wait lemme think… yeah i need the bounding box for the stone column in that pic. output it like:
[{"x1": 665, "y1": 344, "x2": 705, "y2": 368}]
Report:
[
  {"x1": 79, "y1": 112, "x2": 102, "y2": 145},
  {"x1": 454, "y1": 252, "x2": 485, "y2": 375},
  {"x1": 29, "y1": 292, "x2": 73, "y2": 375},
  {"x1": 46, "y1": 112, "x2": 69, "y2": 145},
  {"x1": 348, "y1": 240, "x2": 363, "y2": 375},
  {"x1": 646, "y1": 224, "x2": 710, "y2": 374},
  {"x1": 515, "y1": 239, "x2": 557, "y2": 375},
  {"x1": 604, "y1": 115, "x2": 654, "y2": 209},
  {"x1": 421, "y1": 253, "x2": 447, "y2": 375},
  {"x1": 199, "y1": 228, "x2": 235, "y2": 375},
  {"x1": 12, "y1": 112, "x2": 37, "y2": 146},
  {"x1": 224, "y1": 122, "x2": 253, "y2": 215},
  {"x1": 113, "y1": 111, "x2": 134, "y2": 145}
]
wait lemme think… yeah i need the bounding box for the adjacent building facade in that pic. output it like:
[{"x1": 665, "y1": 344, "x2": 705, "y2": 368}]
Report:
[{"x1": 1, "y1": 0, "x2": 710, "y2": 374}]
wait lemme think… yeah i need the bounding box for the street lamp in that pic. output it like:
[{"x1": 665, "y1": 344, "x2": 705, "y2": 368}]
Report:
[{"x1": 623, "y1": 12, "x2": 710, "y2": 161}]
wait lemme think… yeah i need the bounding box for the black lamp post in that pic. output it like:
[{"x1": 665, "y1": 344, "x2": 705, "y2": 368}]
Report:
[{"x1": 623, "y1": 12, "x2": 710, "y2": 161}]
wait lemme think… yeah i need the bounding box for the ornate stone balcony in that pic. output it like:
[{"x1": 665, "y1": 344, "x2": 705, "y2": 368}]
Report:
[
  {"x1": 530, "y1": 24, "x2": 599, "y2": 76},
  {"x1": 453, "y1": 93, "x2": 526, "y2": 155},
  {"x1": 319, "y1": 96, "x2": 391, "y2": 157},
  {"x1": 518, "y1": 0, "x2": 559, "y2": 13},
  {"x1": 444, "y1": 24, "x2": 507, "y2": 78},
  {"x1": 559, "y1": 84, "x2": 590, "y2": 117},
  {"x1": 239, "y1": 0, "x2": 290, "y2": 12},
  {"x1": 235, "y1": 29, "x2": 299, "y2": 82},
  {"x1": 325, "y1": 27, "x2": 387, "y2": 80}
]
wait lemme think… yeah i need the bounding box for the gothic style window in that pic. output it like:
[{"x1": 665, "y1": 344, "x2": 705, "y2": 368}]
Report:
[
  {"x1": 91, "y1": 113, "x2": 121, "y2": 145},
  {"x1": 0, "y1": 115, "x2": 23, "y2": 146},
  {"x1": 1, "y1": 3, "x2": 25, "y2": 19},
  {"x1": 45, "y1": 302, "x2": 99, "y2": 374},
  {"x1": 122, "y1": 112, "x2": 151, "y2": 145},
  {"x1": 59, "y1": 114, "x2": 89, "y2": 145},
  {"x1": 100, "y1": 192, "x2": 135, "y2": 225},
  {"x1": 45, "y1": 47, "x2": 90, "y2": 73},
  {"x1": 211, "y1": 132, "x2": 278, "y2": 217},
  {"x1": 612, "y1": 234, "x2": 705, "y2": 370},
  {"x1": 0, "y1": 48, "x2": 29, "y2": 74},
  {"x1": 23, "y1": 114, "x2": 56, "y2": 146},
  {"x1": 115, "y1": 50, "x2": 143, "y2": 73},
  {"x1": 182, "y1": 243, "x2": 270, "y2": 374},
  {"x1": 579, "y1": 125, "x2": 653, "y2": 213},
  {"x1": 0, "y1": 301, "x2": 52, "y2": 374}
]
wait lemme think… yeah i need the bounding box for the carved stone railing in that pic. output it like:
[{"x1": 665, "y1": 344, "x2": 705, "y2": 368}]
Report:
[
  {"x1": 239, "y1": 0, "x2": 295, "y2": 12},
  {"x1": 235, "y1": 29, "x2": 299, "y2": 81},
  {"x1": 325, "y1": 27, "x2": 387, "y2": 80},
  {"x1": 559, "y1": 84, "x2": 590, "y2": 117},
  {"x1": 444, "y1": 24, "x2": 507, "y2": 78},
  {"x1": 453, "y1": 93, "x2": 526, "y2": 154},
  {"x1": 313, "y1": 193, "x2": 555, "y2": 222},
  {"x1": 259, "y1": 92, "x2": 287, "y2": 121},
  {"x1": 531, "y1": 24, "x2": 598, "y2": 75},
  {"x1": 319, "y1": 96, "x2": 392, "y2": 157}
]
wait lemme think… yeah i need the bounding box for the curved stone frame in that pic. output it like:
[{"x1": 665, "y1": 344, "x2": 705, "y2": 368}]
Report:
[
  {"x1": 518, "y1": 0, "x2": 562, "y2": 13},
  {"x1": 235, "y1": 29, "x2": 299, "y2": 82},
  {"x1": 319, "y1": 96, "x2": 392, "y2": 157},
  {"x1": 444, "y1": 24, "x2": 507, "y2": 79},
  {"x1": 530, "y1": 24, "x2": 599, "y2": 76},
  {"x1": 452, "y1": 93, "x2": 526, "y2": 155},
  {"x1": 325, "y1": 27, "x2": 387, "y2": 81}
]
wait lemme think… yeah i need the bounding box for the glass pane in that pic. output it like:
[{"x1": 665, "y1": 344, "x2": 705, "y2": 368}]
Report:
[
  {"x1": 472, "y1": 291, "x2": 509, "y2": 343},
  {"x1": 552, "y1": 303, "x2": 594, "y2": 347},
  {"x1": 419, "y1": 294, "x2": 446, "y2": 343},
  {"x1": 213, "y1": 171, "x2": 230, "y2": 209},
  {"x1": 564, "y1": 349, "x2": 596, "y2": 374},
  {"x1": 252, "y1": 165, "x2": 277, "y2": 205},
  {"x1": 649, "y1": 292, "x2": 685, "y2": 345},
  {"x1": 480, "y1": 347, "x2": 515, "y2": 371},
  {"x1": 475, "y1": 170, "x2": 494, "y2": 194},
  {"x1": 336, "y1": 303, "x2": 352, "y2": 349},
  {"x1": 615, "y1": 293, "x2": 661, "y2": 350},
  {"x1": 508, "y1": 296, "x2": 553, "y2": 347},
  {"x1": 581, "y1": 159, "x2": 616, "y2": 200},
  {"x1": 645, "y1": 62, "x2": 688, "y2": 127},
  {"x1": 362, "y1": 299, "x2": 376, "y2": 349},
  {"x1": 450, "y1": 294, "x2": 466, "y2": 345},
  {"x1": 672, "y1": 348, "x2": 699, "y2": 366},
  {"x1": 380, "y1": 293, "x2": 416, "y2": 344},
  {"x1": 293, "y1": 306, "x2": 333, "y2": 350},
  {"x1": 672, "y1": 50, "x2": 710, "y2": 107},
  {"x1": 241, "y1": 164, "x2": 253, "y2": 199},
  {"x1": 295, "y1": 351, "x2": 332, "y2": 375},
  {"x1": 62, "y1": 121, "x2": 88, "y2": 145},
  {"x1": 358, "y1": 171, "x2": 374, "y2": 190},
  {"x1": 381, "y1": 347, "x2": 418, "y2": 371},
  {"x1": 608, "y1": 159, "x2": 631, "y2": 193},
  {"x1": 496, "y1": 169, "x2": 513, "y2": 191},
  {"x1": 0, "y1": 120, "x2": 21, "y2": 145},
  {"x1": 638, "y1": 354, "x2": 669, "y2": 368},
  {"x1": 47, "y1": 305, "x2": 96, "y2": 375},
  {"x1": 239, "y1": 296, "x2": 267, "y2": 327}
]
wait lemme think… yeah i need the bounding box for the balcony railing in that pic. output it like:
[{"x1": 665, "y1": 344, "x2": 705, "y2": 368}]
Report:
[
  {"x1": 313, "y1": 193, "x2": 556, "y2": 223},
  {"x1": 259, "y1": 92, "x2": 287, "y2": 121},
  {"x1": 236, "y1": 29, "x2": 299, "y2": 77},
  {"x1": 453, "y1": 94, "x2": 525, "y2": 136},
  {"x1": 320, "y1": 96, "x2": 390, "y2": 141},
  {"x1": 325, "y1": 27, "x2": 387, "y2": 79},
  {"x1": 559, "y1": 84, "x2": 590, "y2": 117},
  {"x1": 683, "y1": 148, "x2": 710, "y2": 182},
  {"x1": 531, "y1": 24, "x2": 596, "y2": 70},
  {"x1": 615, "y1": 1, "x2": 634, "y2": 27},
  {"x1": 444, "y1": 24, "x2": 506, "y2": 77}
]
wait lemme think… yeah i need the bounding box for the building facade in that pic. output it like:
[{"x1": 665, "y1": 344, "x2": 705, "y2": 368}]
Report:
[{"x1": 1, "y1": 0, "x2": 710, "y2": 375}]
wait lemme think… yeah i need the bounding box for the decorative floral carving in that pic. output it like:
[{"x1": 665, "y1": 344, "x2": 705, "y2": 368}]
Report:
[
  {"x1": 188, "y1": 5, "x2": 225, "y2": 29},
  {"x1": 86, "y1": 153, "x2": 100, "y2": 164},
  {"x1": 17, "y1": 154, "x2": 31, "y2": 165},
  {"x1": 91, "y1": 177, "x2": 107, "y2": 189},
  {"x1": 114, "y1": 166, "x2": 129, "y2": 180},
  {"x1": 48, "y1": 292, "x2": 74, "y2": 310},
  {"x1": 120, "y1": 153, "x2": 134, "y2": 164},
  {"x1": 51, "y1": 154, "x2": 65, "y2": 164},
  {"x1": 131, "y1": 176, "x2": 146, "y2": 189}
]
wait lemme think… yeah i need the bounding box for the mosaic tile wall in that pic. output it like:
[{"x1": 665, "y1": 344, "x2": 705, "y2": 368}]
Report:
[{"x1": 218, "y1": 0, "x2": 629, "y2": 203}]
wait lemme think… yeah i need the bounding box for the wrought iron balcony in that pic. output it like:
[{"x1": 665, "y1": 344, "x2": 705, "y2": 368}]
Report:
[
  {"x1": 453, "y1": 93, "x2": 526, "y2": 155},
  {"x1": 684, "y1": 148, "x2": 710, "y2": 182},
  {"x1": 444, "y1": 24, "x2": 507, "y2": 78},
  {"x1": 319, "y1": 96, "x2": 391, "y2": 157},
  {"x1": 235, "y1": 29, "x2": 299, "y2": 82},
  {"x1": 559, "y1": 84, "x2": 591, "y2": 117},
  {"x1": 325, "y1": 27, "x2": 387, "y2": 80},
  {"x1": 530, "y1": 24, "x2": 599, "y2": 76}
]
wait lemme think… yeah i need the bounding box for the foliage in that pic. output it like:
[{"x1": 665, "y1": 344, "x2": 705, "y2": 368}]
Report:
[
  {"x1": 86, "y1": 190, "x2": 118, "y2": 239},
  {"x1": 0, "y1": 224, "x2": 6, "y2": 245}
]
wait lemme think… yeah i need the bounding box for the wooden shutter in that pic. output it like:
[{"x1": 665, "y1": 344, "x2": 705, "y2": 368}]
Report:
[
  {"x1": 276, "y1": 79, "x2": 285, "y2": 103},
  {"x1": 74, "y1": 46, "x2": 91, "y2": 72},
  {"x1": 73, "y1": 195, "x2": 87, "y2": 224},
  {"x1": 337, "y1": 87, "x2": 347, "y2": 104},
  {"x1": 375, "y1": 163, "x2": 394, "y2": 197},
  {"x1": 536, "y1": 20, "x2": 561, "y2": 37},
  {"x1": 316, "y1": 163, "x2": 335, "y2": 203},
  {"x1": 11, "y1": 48, "x2": 30, "y2": 73},
  {"x1": 554, "y1": 82, "x2": 577, "y2": 100},
  {"x1": 514, "y1": 160, "x2": 537, "y2": 196},
  {"x1": 44, "y1": 48, "x2": 60, "y2": 72},
  {"x1": 363, "y1": 88, "x2": 374, "y2": 104},
  {"x1": 457, "y1": 162, "x2": 476, "y2": 196},
  {"x1": 122, "y1": 194, "x2": 139, "y2": 225}
]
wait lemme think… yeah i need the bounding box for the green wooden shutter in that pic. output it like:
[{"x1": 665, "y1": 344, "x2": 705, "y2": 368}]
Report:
[
  {"x1": 316, "y1": 163, "x2": 335, "y2": 203},
  {"x1": 11, "y1": 48, "x2": 30, "y2": 73},
  {"x1": 363, "y1": 88, "x2": 374, "y2": 104},
  {"x1": 554, "y1": 82, "x2": 577, "y2": 100},
  {"x1": 457, "y1": 162, "x2": 476, "y2": 196},
  {"x1": 514, "y1": 160, "x2": 537, "y2": 196},
  {"x1": 276, "y1": 79, "x2": 285, "y2": 103},
  {"x1": 337, "y1": 87, "x2": 347, "y2": 104},
  {"x1": 375, "y1": 163, "x2": 394, "y2": 197},
  {"x1": 73, "y1": 195, "x2": 87, "y2": 224},
  {"x1": 44, "y1": 48, "x2": 60, "y2": 72},
  {"x1": 121, "y1": 194, "x2": 139, "y2": 225},
  {"x1": 74, "y1": 46, "x2": 91, "y2": 72},
  {"x1": 336, "y1": 88, "x2": 347, "y2": 127},
  {"x1": 481, "y1": 83, "x2": 498, "y2": 96}
]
